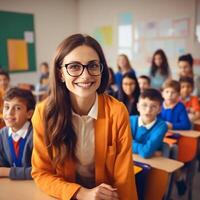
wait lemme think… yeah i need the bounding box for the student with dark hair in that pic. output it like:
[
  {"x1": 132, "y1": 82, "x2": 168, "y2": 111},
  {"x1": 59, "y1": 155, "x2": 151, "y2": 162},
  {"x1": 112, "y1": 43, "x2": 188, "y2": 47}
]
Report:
[
  {"x1": 31, "y1": 34, "x2": 138, "y2": 200},
  {"x1": 138, "y1": 75, "x2": 151, "y2": 93},
  {"x1": 149, "y1": 49, "x2": 171, "y2": 90},
  {"x1": 0, "y1": 70, "x2": 11, "y2": 114},
  {"x1": 180, "y1": 76, "x2": 200, "y2": 122},
  {"x1": 130, "y1": 88, "x2": 167, "y2": 158},
  {"x1": 0, "y1": 87, "x2": 35, "y2": 180},
  {"x1": 105, "y1": 67, "x2": 118, "y2": 96},
  {"x1": 36, "y1": 62, "x2": 49, "y2": 92},
  {"x1": 115, "y1": 54, "x2": 136, "y2": 87},
  {"x1": 178, "y1": 53, "x2": 200, "y2": 97},
  {"x1": 116, "y1": 71, "x2": 140, "y2": 115}
]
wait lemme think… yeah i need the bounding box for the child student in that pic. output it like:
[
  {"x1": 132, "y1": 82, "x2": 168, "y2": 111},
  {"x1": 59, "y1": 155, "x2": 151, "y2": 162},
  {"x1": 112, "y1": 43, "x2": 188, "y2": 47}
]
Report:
[
  {"x1": 0, "y1": 70, "x2": 10, "y2": 114},
  {"x1": 31, "y1": 34, "x2": 138, "y2": 200},
  {"x1": 149, "y1": 49, "x2": 171, "y2": 90},
  {"x1": 160, "y1": 80, "x2": 191, "y2": 130},
  {"x1": 178, "y1": 53, "x2": 200, "y2": 97},
  {"x1": 138, "y1": 75, "x2": 151, "y2": 93},
  {"x1": 180, "y1": 76, "x2": 200, "y2": 122},
  {"x1": 115, "y1": 54, "x2": 136, "y2": 87},
  {"x1": 116, "y1": 71, "x2": 140, "y2": 115},
  {"x1": 130, "y1": 88, "x2": 167, "y2": 158},
  {"x1": 0, "y1": 87, "x2": 35, "y2": 179}
]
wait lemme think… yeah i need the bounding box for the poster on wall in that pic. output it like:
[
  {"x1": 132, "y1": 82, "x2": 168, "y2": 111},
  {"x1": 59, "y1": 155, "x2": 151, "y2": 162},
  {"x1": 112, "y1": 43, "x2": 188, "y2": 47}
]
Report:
[
  {"x1": 93, "y1": 26, "x2": 113, "y2": 46},
  {"x1": 0, "y1": 11, "x2": 36, "y2": 72},
  {"x1": 173, "y1": 18, "x2": 190, "y2": 37}
]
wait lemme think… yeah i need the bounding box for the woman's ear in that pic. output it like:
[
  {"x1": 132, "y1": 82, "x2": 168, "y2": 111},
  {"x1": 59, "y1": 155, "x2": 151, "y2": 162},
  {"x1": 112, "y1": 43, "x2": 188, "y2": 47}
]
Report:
[{"x1": 58, "y1": 69, "x2": 65, "y2": 82}]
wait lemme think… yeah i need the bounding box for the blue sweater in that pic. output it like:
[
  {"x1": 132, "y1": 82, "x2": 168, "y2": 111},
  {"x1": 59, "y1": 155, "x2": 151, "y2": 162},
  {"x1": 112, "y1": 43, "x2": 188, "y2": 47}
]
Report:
[
  {"x1": 159, "y1": 102, "x2": 191, "y2": 130},
  {"x1": 130, "y1": 115, "x2": 168, "y2": 158},
  {"x1": 0, "y1": 124, "x2": 33, "y2": 180}
]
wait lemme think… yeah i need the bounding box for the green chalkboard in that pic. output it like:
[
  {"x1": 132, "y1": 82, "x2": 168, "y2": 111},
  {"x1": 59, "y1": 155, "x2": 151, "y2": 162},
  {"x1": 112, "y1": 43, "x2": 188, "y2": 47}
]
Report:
[{"x1": 0, "y1": 10, "x2": 36, "y2": 72}]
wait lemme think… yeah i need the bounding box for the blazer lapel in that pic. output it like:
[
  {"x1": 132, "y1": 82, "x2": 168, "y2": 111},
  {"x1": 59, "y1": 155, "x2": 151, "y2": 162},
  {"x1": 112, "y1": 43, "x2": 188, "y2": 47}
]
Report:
[{"x1": 94, "y1": 95, "x2": 108, "y2": 185}]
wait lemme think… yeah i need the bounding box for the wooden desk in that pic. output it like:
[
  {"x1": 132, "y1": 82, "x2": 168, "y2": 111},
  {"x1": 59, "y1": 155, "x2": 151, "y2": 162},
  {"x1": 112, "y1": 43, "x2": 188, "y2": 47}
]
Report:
[
  {"x1": 170, "y1": 130, "x2": 200, "y2": 138},
  {"x1": 133, "y1": 153, "x2": 183, "y2": 173},
  {"x1": 0, "y1": 179, "x2": 55, "y2": 200},
  {"x1": 133, "y1": 154, "x2": 183, "y2": 200}
]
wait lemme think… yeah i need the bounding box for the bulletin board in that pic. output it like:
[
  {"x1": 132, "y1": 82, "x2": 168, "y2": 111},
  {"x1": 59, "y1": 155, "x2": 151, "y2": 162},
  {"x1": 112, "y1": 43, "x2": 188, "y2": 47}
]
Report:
[{"x1": 0, "y1": 11, "x2": 36, "y2": 72}]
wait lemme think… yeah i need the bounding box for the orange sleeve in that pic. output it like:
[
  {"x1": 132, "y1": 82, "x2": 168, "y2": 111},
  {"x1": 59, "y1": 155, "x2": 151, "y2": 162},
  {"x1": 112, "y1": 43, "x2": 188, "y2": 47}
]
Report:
[
  {"x1": 31, "y1": 103, "x2": 81, "y2": 200},
  {"x1": 191, "y1": 96, "x2": 200, "y2": 112}
]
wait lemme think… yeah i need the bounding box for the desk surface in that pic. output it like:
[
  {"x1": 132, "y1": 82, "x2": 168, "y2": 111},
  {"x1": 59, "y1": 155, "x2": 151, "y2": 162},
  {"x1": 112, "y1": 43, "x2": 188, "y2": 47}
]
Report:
[
  {"x1": 171, "y1": 130, "x2": 200, "y2": 138},
  {"x1": 133, "y1": 154, "x2": 183, "y2": 173},
  {"x1": 0, "y1": 179, "x2": 54, "y2": 200}
]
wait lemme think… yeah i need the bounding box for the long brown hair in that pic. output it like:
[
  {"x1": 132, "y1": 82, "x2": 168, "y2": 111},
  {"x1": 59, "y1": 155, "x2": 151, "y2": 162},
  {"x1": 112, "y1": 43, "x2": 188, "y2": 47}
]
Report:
[
  {"x1": 44, "y1": 34, "x2": 109, "y2": 167},
  {"x1": 150, "y1": 49, "x2": 170, "y2": 77},
  {"x1": 117, "y1": 54, "x2": 132, "y2": 72}
]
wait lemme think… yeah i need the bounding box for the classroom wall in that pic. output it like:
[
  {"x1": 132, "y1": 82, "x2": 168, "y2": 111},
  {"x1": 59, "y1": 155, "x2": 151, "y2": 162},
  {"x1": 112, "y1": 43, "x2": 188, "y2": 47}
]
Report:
[
  {"x1": 0, "y1": 0, "x2": 78, "y2": 86},
  {"x1": 77, "y1": 0, "x2": 200, "y2": 78}
]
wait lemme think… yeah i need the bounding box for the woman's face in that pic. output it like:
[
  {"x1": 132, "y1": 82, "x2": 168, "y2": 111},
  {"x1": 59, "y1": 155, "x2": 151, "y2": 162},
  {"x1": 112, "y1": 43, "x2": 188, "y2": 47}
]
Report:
[
  {"x1": 60, "y1": 45, "x2": 101, "y2": 100},
  {"x1": 154, "y1": 54, "x2": 163, "y2": 67},
  {"x1": 122, "y1": 77, "x2": 136, "y2": 97},
  {"x1": 178, "y1": 61, "x2": 192, "y2": 77}
]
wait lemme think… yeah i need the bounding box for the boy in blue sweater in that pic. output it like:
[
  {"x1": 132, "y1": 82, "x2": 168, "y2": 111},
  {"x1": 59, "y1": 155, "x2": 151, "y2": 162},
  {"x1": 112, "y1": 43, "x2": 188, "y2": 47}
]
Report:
[
  {"x1": 130, "y1": 88, "x2": 168, "y2": 158},
  {"x1": 160, "y1": 80, "x2": 191, "y2": 130},
  {"x1": 0, "y1": 87, "x2": 35, "y2": 179}
]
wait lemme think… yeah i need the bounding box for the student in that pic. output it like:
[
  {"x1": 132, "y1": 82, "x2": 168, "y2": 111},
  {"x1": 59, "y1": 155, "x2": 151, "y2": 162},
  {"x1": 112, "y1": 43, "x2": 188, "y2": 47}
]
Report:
[
  {"x1": 130, "y1": 89, "x2": 167, "y2": 158},
  {"x1": 36, "y1": 62, "x2": 49, "y2": 92},
  {"x1": 180, "y1": 76, "x2": 200, "y2": 122},
  {"x1": 149, "y1": 49, "x2": 171, "y2": 90},
  {"x1": 178, "y1": 53, "x2": 200, "y2": 97},
  {"x1": 31, "y1": 34, "x2": 138, "y2": 200},
  {"x1": 0, "y1": 70, "x2": 10, "y2": 114},
  {"x1": 115, "y1": 54, "x2": 136, "y2": 87},
  {"x1": 105, "y1": 67, "x2": 118, "y2": 96},
  {"x1": 138, "y1": 75, "x2": 151, "y2": 93},
  {"x1": 0, "y1": 87, "x2": 35, "y2": 179},
  {"x1": 116, "y1": 71, "x2": 140, "y2": 115},
  {"x1": 159, "y1": 80, "x2": 191, "y2": 130}
]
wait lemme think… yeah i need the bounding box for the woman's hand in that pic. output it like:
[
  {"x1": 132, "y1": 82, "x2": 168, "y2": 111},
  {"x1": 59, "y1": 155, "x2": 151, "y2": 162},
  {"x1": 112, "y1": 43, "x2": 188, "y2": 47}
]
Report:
[{"x1": 75, "y1": 183, "x2": 119, "y2": 200}]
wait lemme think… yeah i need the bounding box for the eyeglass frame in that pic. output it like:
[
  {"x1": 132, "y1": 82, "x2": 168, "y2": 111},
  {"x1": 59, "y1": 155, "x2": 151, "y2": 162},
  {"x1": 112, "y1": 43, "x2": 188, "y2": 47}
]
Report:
[{"x1": 61, "y1": 61, "x2": 104, "y2": 77}]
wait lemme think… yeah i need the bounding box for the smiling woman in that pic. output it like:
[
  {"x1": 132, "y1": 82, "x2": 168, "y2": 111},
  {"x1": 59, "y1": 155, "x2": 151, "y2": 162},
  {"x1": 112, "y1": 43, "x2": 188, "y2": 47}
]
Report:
[{"x1": 31, "y1": 34, "x2": 138, "y2": 200}]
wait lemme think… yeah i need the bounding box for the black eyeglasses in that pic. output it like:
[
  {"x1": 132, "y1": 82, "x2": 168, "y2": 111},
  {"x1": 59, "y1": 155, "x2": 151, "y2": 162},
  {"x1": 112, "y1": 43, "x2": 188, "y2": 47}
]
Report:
[{"x1": 62, "y1": 61, "x2": 104, "y2": 77}]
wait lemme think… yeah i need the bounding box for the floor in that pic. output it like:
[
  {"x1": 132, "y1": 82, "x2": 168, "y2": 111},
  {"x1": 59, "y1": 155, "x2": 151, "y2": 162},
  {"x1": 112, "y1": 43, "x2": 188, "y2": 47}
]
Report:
[{"x1": 170, "y1": 160, "x2": 200, "y2": 200}]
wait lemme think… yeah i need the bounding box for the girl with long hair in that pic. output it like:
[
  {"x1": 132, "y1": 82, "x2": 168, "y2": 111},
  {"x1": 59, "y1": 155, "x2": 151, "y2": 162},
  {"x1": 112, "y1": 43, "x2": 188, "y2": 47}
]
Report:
[
  {"x1": 115, "y1": 54, "x2": 136, "y2": 87},
  {"x1": 149, "y1": 49, "x2": 171, "y2": 90},
  {"x1": 116, "y1": 72, "x2": 140, "y2": 115}
]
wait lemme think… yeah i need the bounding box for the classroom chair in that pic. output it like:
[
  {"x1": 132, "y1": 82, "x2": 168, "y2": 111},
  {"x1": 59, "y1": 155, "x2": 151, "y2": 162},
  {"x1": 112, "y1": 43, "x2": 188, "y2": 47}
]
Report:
[{"x1": 134, "y1": 161, "x2": 151, "y2": 200}]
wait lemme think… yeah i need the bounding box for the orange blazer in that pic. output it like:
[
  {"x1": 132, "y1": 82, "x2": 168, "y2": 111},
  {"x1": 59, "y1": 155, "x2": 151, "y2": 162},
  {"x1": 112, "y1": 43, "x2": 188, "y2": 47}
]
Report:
[{"x1": 31, "y1": 94, "x2": 138, "y2": 200}]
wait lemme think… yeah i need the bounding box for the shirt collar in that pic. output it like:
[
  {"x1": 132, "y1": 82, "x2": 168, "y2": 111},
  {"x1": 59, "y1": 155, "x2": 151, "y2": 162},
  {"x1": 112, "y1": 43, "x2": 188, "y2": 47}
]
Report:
[
  {"x1": 72, "y1": 93, "x2": 98, "y2": 120},
  {"x1": 138, "y1": 116, "x2": 157, "y2": 130},
  {"x1": 8, "y1": 121, "x2": 30, "y2": 141}
]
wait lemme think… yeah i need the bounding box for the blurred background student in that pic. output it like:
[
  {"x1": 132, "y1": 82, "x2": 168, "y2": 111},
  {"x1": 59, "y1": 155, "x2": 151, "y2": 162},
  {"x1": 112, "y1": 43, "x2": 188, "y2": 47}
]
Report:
[
  {"x1": 116, "y1": 71, "x2": 140, "y2": 115},
  {"x1": 138, "y1": 75, "x2": 151, "y2": 93},
  {"x1": 178, "y1": 53, "x2": 200, "y2": 97},
  {"x1": 0, "y1": 70, "x2": 11, "y2": 115},
  {"x1": 149, "y1": 49, "x2": 171, "y2": 90},
  {"x1": 105, "y1": 67, "x2": 118, "y2": 97},
  {"x1": 115, "y1": 54, "x2": 136, "y2": 88},
  {"x1": 36, "y1": 62, "x2": 49, "y2": 92},
  {"x1": 180, "y1": 76, "x2": 200, "y2": 122}
]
